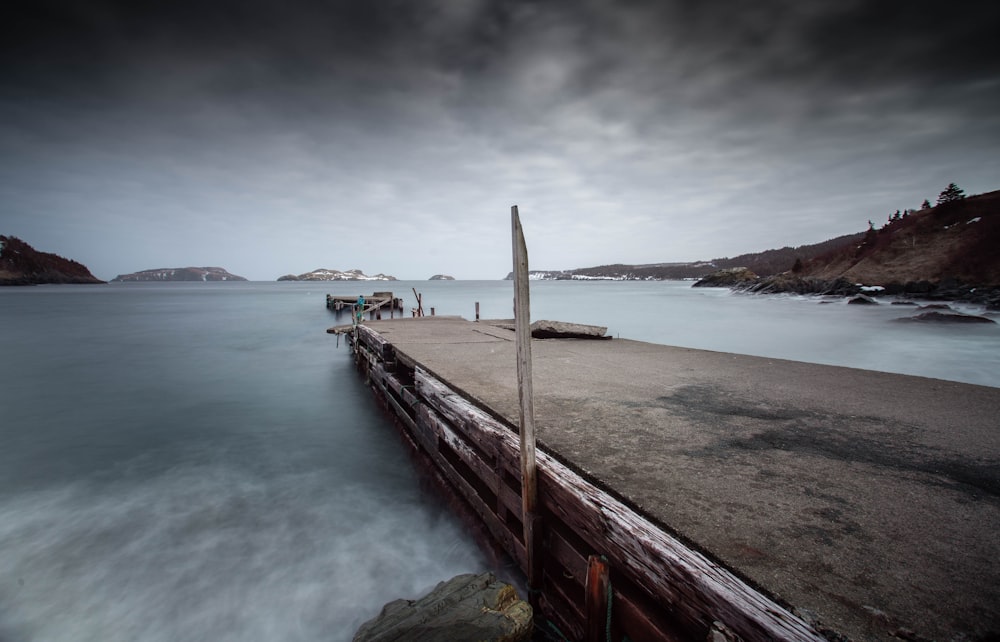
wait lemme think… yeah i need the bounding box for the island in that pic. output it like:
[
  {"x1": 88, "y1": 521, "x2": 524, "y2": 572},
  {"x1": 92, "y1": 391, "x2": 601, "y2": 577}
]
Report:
[
  {"x1": 111, "y1": 267, "x2": 247, "y2": 282},
  {"x1": 277, "y1": 268, "x2": 396, "y2": 281}
]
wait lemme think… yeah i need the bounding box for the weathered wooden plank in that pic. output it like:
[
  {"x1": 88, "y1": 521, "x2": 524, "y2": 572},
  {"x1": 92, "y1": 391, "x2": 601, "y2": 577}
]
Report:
[
  {"x1": 416, "y1": 370, "x2": 522, "y2": 479},
  {"x1": 369, "y1": 364, "x2": 418, "y2": 433},
  {"x1": 355, "y1": 324, "x2": 390, "y2": 359},
  {"x1": 612, "y1": 585, "x2": 689, "y2": 642},
  {"x1": 415, "y1": 404, "x2": 528, "y2": 569},
  {"x1": 511, "y1": 205, "x2": 540, "y2": 596}
]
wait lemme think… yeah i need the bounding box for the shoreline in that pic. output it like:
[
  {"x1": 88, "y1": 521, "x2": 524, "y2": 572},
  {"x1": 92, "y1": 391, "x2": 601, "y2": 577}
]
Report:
[{"x1": 693, "y1": 270, "x2": 1000, "y2": 310}]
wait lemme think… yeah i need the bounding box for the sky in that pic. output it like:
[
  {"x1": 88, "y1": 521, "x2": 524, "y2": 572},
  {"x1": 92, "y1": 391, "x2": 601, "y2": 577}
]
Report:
[{"x1": 2, "y1": 0, "x2": 998, "y2": 281}]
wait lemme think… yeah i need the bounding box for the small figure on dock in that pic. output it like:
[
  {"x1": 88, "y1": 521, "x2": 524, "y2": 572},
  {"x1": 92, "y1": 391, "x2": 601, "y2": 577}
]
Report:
[{"x1": 356, "y1": 295, "x2": 365, "y2": 324}]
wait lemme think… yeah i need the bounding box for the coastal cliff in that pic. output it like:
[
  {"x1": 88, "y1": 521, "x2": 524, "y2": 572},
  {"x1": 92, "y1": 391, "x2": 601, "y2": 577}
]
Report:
[
  {"x1": 513, "y1": 186, "x2": 999, "y2": 305},
  {"x1": 0, "y1": 236, "x2": 105, "y2": 285},
  {"x1": 695, "y1": 189, "x2": 1000, "y2": 306}
]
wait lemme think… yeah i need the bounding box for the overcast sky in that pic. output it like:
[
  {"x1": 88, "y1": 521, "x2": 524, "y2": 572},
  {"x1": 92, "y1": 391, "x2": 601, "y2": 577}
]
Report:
[{"x1": 2, "y1": 0, "x2": 998, "y2": 280}]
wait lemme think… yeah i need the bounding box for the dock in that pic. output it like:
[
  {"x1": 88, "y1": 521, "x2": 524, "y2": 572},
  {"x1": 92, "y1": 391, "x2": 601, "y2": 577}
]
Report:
[
  {"x1": 336, "y1": 315, "x2": 1000, "y2": 642},
  {"x1": 326, "y1": 292, "x2": 403, "y2": 320}
]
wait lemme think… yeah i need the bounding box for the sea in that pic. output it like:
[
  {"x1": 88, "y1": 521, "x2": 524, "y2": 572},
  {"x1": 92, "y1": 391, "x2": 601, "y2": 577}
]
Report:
[{"x1": 2, "y1": 279, "x2": 998, "y2": 642}]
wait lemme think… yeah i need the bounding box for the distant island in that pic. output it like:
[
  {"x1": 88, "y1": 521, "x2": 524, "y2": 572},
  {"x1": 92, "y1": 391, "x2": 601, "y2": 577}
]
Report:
[
  {"x1": 429, "y1": 274, "x2": 455, "y2": 280},
  {"x1": 0, "y1": 235, "x2": 105, "y2": 285},
  {"x1": 277, "y1": 268, "x2": 397, "y2": 281},
  {"x1": 506, "y1": 186, "x2": 1000, "y2": 307},
  {"x1": 111, "y1": 267, "x2": 247, "y2": 282}
]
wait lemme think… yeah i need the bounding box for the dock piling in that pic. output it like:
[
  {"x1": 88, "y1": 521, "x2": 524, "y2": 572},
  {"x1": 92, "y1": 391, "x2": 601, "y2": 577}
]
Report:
[{"x1": 511, "y1": 205, "x2": 541, "y2": 602}]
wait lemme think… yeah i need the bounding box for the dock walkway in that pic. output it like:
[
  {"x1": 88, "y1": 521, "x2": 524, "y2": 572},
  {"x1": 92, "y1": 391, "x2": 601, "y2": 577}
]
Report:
[{"x1": 343, "y1": 316, "x2": 999, "y2": 642}]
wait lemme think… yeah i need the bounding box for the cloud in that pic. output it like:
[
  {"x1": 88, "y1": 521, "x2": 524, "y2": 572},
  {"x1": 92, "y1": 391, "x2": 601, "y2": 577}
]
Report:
[{"x1": 1, "y1": 0, "x2": 998, "y2": 279}]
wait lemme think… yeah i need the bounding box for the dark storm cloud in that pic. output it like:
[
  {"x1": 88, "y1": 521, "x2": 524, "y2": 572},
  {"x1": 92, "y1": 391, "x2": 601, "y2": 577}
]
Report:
[
  {"x1": 1, "y1": 0, "x2": 998, "y2": 279},
  {"x1": 5, "y1": 0, "x2": 997, "y2": 138}
]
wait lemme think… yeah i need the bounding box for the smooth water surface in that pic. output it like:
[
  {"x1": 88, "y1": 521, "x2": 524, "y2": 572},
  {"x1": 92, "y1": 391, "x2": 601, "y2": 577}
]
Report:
[
  {"x1": 0, "y1": 283, "x2": 489, "y2": 642},
  {"x1": 2, "y1": 279, "x2": 997, "y2": 641}
]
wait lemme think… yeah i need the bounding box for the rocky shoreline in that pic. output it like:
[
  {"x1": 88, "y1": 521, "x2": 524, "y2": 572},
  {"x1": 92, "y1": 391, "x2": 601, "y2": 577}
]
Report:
[{"x1": 693, "y1": 268, "x2": 1000, "y2": 310}]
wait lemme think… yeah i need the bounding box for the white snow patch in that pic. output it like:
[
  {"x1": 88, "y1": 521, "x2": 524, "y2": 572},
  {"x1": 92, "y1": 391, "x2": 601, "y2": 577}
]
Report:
[{"x1": 966, "y1": 217, "x2": 982, "y2": 224}]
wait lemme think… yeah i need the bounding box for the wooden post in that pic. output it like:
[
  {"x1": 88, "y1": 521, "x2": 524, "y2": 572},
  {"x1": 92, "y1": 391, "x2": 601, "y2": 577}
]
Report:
[
  {"x1": 430, "y1": 307, "x2": 435, "y2": 316},
  {"x1": 511, "y1": 205, "x2": 541, "y2": 599},
  {"x1": 475, "y1": 301, "x2": 480, "y2": 321},
  {"x1": 585, "y1": 555, "x2": 611, "y2": 642},
  {"x1": 412, "y1": 288, "x2": 424, "y2": 317}
]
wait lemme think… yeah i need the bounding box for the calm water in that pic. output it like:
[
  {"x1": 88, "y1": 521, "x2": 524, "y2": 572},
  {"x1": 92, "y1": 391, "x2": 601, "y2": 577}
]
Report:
[{"x1": 1, "y1": 280, "x2": 997, "y2": 641}]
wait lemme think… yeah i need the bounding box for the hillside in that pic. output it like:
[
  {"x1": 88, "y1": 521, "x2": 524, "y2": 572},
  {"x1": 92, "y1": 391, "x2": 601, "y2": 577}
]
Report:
[
  {"x1": 802, "y1": 189, "x2": 1000, "y2": 285},
  {"x1": 510, "y1": 188, "x2": 998, "y2": 301},
  {"x1": 0, "y1": 236, "x2": 105, "y2": 285},
  {"x1": 692, "y1": 189, "x2": 1000, "y2": 306},
  {"x1": 111, "y1": 267, "x2": 247, "y2": 282},
  {"x1": 505, "y1": 234, "x2": 865, "y2": 281}
]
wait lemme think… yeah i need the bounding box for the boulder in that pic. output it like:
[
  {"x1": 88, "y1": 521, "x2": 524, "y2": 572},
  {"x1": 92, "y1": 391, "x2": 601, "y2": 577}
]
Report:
[
  {"x1": 530, "y1": 320, "x2": 609, "y2": 339},
  {"x1": 741, "y1": 274, "x2": 860, "y2": 296},
  {"x1": 847, "y1": 295, "x2": 878, "y2": 305},
  {"x1": 353, "y1": 572, "x2": 532, "y2": 642},
  {"x1": 692, "y1": 267, "x2": 758, "y2": 288},
  {"x1": 897, "y1": 311, "x2": 996, "y2": 324}
]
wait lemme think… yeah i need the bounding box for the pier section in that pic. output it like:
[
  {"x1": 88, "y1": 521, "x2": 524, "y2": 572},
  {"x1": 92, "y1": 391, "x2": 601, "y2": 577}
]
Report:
[{"x1": 338, "y1": 316, "x2": 1000, "y2": 642}]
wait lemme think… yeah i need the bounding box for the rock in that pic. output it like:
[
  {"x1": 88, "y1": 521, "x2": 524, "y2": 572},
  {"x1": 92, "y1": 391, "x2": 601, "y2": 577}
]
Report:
[
  {"x1": 353, "y1": 572, "x2": 532, "y2": 642},
  {"x1": 530, "y1": 320, "x2": 609, "y2": 339},
  {"x1": 692, "y1": 267, "x2": 758, "y2": 288},
  {"x1": 739, "y1": 274, "x2": 861, "y2": 296},
  {"x1": 897, "y1": 311, "x2": 996, "y2": 324},
  {"x1": 847, "y1": 295, "x2": 878, "y2": 305}
]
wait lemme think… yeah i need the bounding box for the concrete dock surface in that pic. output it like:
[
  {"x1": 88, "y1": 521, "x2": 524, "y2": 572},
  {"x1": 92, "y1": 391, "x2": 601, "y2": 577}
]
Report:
[{"x1": 356, "y1": 316, "x2": 1000, "y2": 642}]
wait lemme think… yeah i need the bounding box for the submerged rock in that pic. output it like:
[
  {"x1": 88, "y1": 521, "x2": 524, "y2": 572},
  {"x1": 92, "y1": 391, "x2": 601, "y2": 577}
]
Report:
[
  {"x1": 847, "y1": 295, "x2": 878, "y2": 305},
  {"x1": 353, "y1": 572, "x2": 532, "y2": 642},
  {"x1": 896, "y1": 311, "x2": 996, "y2": 324}
]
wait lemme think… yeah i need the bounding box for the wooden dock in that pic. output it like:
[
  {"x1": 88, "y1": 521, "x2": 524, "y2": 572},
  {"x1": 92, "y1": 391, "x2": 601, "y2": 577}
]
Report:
[
  {"x1": 326, "y1": 291, "x2": 403, "y2": 320},
  {"x1": 337, "y1": 316, "x2": 1000, "y2": 642}
]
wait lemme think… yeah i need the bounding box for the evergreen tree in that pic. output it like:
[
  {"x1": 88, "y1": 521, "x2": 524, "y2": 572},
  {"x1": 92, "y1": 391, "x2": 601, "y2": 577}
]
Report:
[
  {"x1": 921, "y1": 199, "x2": 931, "y2": 209},
  {"x1": 937, "y1": 183, "x2": 965, "y2": 205}
]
